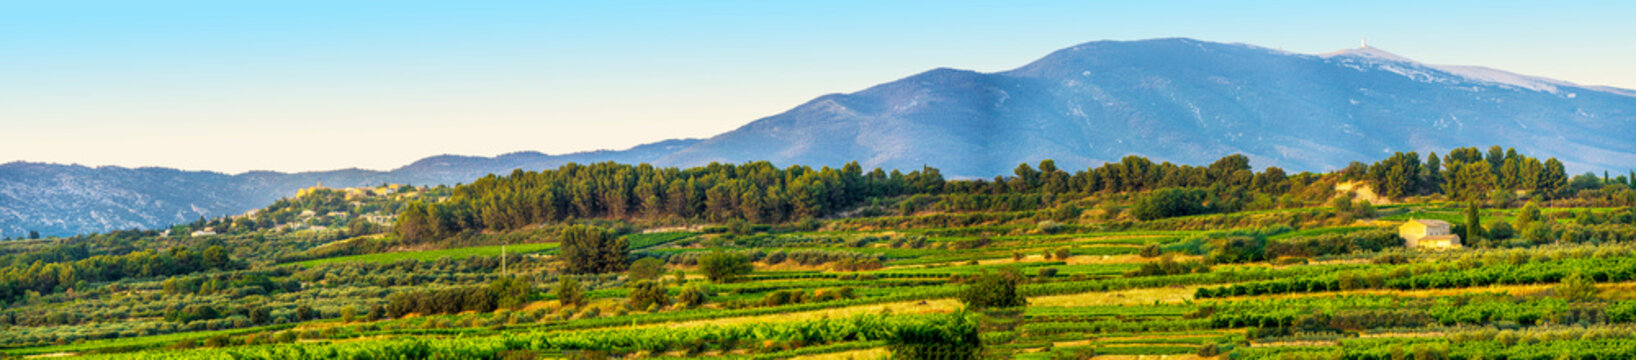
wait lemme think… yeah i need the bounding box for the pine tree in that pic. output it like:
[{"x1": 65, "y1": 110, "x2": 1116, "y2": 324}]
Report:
[
  {"x1": 559, "y1": 225, "x2": 628, "y2": 274},
  {"x1": 1540, "y1": 158, "x2": 1570, "y2": 199}
]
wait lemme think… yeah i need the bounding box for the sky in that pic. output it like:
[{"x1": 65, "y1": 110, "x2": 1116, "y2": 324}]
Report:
[{"x1": 3, "y1": 0, "x2": 1633, "y2": 173}]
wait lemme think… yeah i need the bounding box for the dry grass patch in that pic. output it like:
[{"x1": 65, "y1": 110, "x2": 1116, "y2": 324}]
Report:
[
  {"x1": 1081, "y1": 355, "x2": 1213, "y2": 360},
  {"x1": 788, "y1": 347, "x2": 889, "y2": 360},
  {"x1": 1029, "y1": 286, "x2": 1201, "y2": 307}
]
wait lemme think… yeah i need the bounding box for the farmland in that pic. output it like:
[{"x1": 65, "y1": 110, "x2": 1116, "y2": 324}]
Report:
[{"x1": 2, "y1": 148, "x2": 1635, "y2": 359}]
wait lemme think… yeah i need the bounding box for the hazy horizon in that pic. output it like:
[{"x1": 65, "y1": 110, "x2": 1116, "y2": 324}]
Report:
[{"x1": 6, "y1": 0, "x2": 1635, "y2": 173}]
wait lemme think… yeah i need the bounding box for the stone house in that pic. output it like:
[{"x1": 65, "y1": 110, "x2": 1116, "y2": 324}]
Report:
[{"x1": 1399, "y1": 219, "x2": 1462, "y2": 249}]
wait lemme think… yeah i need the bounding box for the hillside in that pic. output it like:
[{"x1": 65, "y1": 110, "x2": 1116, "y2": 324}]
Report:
[{"x1": 654, "y1": 38, "x2": 1636, "y2": 175}]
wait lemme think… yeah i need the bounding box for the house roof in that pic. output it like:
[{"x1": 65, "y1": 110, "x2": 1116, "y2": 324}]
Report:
[{"x1": 1405, "y1": 219, "x2": 1450, "y2": 227}]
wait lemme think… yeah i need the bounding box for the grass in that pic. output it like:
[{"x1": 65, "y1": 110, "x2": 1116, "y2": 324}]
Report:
[
  {"x1": 295, "y1": 242, "x2": 560, "y2": 266},
  {"x1": 1268, "y1": 226, "x2": 1376, "y2": 240}
]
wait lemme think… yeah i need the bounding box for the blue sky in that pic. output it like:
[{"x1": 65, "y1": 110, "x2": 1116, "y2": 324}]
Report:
[{"x1": 3, "y1": 0, "x2": 1632, "y2": 173}]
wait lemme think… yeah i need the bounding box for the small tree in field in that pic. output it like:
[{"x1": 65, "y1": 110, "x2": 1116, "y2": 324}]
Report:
[
  {"x1": 555, "y1": 277, "x2": 585, "y2": 307},
  {"x1": 958, "y1": 267, "x2": 1026, "y2": 309},
  {"x1": 677, "y1": 283, "x2": 709, "y2": 308},
  {"x1": 627, "y1": 280, "x2": 670, "y2": 310},
  {"x1": 490, "y1": 276, "x2": 534, "y2": 309},
  {"x1": 628, "y1": 258, "x2": 666, "y2": 281},
  {"x1": 697, "y1": 251, "x2": 753, "y2": 283},
  {"x1": 1557, "y1": 272, "x2": 1598, "y2": 302},
  {"x1": 1139, "y1": 244, "x2": 1162, "y2": 258}
]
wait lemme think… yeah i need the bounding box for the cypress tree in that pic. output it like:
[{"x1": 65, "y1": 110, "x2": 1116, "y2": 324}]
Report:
[{"x1": 1466, "y1": 201, "x2": 1483, "y2": 246}]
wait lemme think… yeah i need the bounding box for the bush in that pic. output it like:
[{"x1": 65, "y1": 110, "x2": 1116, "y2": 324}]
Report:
[
  {"x1": 957, "y1": 267, "x2": 1026, "y2": 309},
  {"x1": 764, "y1": 250, "x2": 787, "y2": 265},
  {"x1": 627, "y1": 280, "x2": 670, "y2": 310},
  {"x1": 762, "y1": 290, "x2": 807, "y2": 307},
  {"x1": 1557, "y1": 272, "x2": 1598, "y2": 301},
  {"x1": 490, "y1": 276, "x2": 534, "y2": 309},
  {"x1": 628, "y1": 258, "x2": 666, "y2": 281},
  {"x1": 677, "y1": 284, "x2": 708, "y2": 308},
  {"x1": 1486, "y1": 220, "x2": 1516, "y2": 240},
  {"x1": 1139, "y1": 244, "x2": 1162, "y2": 258},
  {"x1": 1037, "y1": 268, "x2": 1058, "y2": 278},
  {"x1": 698, "y1": 251, "x2": 753, "y2": 283},
  {"x1": 555, "y1": 277, "x2": 585, "y2": 307}
]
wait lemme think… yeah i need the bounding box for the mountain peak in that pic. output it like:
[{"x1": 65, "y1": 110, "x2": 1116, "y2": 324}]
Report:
[{"x1": 1320, "y1": 45, "x2": 1417, "y2": 63}]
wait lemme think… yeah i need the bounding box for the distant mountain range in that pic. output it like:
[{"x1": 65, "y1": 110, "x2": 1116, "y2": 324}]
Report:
[{"x1": 5, "y1": 38, "x2": 1634, "y2": 237}]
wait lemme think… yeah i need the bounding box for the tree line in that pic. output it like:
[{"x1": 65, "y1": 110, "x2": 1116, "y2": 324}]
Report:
[
  {"x1": 393, "y1": 155, "x2": 1306, "y2": 242},
  {"x1": 1347, "y1": 146, "x2": 1593, "y2": 200}
]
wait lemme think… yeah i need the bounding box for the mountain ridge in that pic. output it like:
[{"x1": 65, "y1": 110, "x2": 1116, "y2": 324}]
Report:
[{"x1": 6, "y1": 38, "x2": 1634, "y2": 237}]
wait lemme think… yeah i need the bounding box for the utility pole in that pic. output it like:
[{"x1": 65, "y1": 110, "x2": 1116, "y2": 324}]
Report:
[{"x1": 501, "y1": 240, "x2": 507, "y2": 277}]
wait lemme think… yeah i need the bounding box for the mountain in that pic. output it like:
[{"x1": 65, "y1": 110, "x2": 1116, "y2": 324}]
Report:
[
  {"x1": 0, "y1": 139, "x2": 700, "y2": 237},
  {"x1": 6, "y1": 38, "x2": 1634, "y2": 237},
  {"x1": 652, "y1": 38, "x2": 1636, "y2": 176}
]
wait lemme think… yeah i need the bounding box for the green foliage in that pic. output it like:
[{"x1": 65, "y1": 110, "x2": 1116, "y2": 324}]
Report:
[
  {"x1": 1557, "y1": 272, "x2": 1598, "y2": 301},
  {"x1": 957, "y1": 268, "x2": 1026, "y2": 309},
  {"x1": 555, "y1": 277, "x2": 585, "y2": 307},
  {"x1": 697, "y1": 251, "x2": 753, "y2": 283},
  {"x1": 560, "y1": 225, "x2": 629, "y2": 274},
  {"x1": 677, "y1": 284, "x2": 708, "y2": 309},
  {"x1": 385, "y1": 286, "x2": 496, "y2": 317},
  {"x1": 1466, "y1": 201, "x2": 1485, "y2": 244},
  {"x1": 1266, "y1": 228, "x2": 1401, "y2": 258},
  {"x1": 1515, "y1": 201, "x2": 1542, "y2": 230},
  {"x1": 626, "y1": 280, "x2": 670, "y2": 310},
  {"x1": 628, "y1": 257, "x2": 666, "y2": 281},
  {"x1": 1138, "y1": 243, "x2": 1162, "y2": 258},
  {"x1": 1127, "y1": 255, "x2": 1210, "y2": 277},
  {"x1": 490, "y1": 276, "x2": 534, "y2": 309},
  {"x1": 294, "y1": 242, "x2": 558, "y2": 266},
  {"x1": 1131, "y1": 188, "x2": 1210, "y2": 221},
  {"x1": 882, "y1": 312, "x2": 983, "y2": 360},
  {"x1": 1207, "y1": 236, "x2": 1267, "y2": 264}
]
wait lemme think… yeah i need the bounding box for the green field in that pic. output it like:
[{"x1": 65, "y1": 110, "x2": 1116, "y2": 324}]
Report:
[{"x1": 294, "y1": 242, "x2": 560, "y2": 266}]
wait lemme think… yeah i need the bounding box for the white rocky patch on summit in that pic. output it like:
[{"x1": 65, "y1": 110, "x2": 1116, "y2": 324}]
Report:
[{"x1": 1320, "y1": 45, "x2": 1595, "y2": 95}]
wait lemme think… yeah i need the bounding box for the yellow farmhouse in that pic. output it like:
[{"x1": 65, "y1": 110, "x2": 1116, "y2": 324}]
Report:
[{"x1": 1399, "y1": 219, "x2": 1462, "y2": 249}]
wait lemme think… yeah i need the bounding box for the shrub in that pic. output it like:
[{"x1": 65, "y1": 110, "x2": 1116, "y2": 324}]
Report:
[
  {"x1": 555, "y1": 277, "x2": 585, "y2": 307},
  {"x1": 762, "y1": 290, "x2": 807, "y2": 307},
  {"x1": 1139, "y1": 244, "x2": 1162, "y2": 258},
  {"x1": 1486, "y1": 220, "x2": 1516, "y2": 240},
  {"x1": 698, "y1": 251, "x2": 753, "y2": 283},
  {"x1": 1037, "y1": 268, "x2": 1059, "y2": 278},
  {"x1": 628, "y1": 258, "x2": 666, "y2": 281},
  {"x1": 677, "y1": 284, "x2": 708, "y2": 308},
  {"x1": 1557, "y1": 272, "x2": 1599, "y2": 301},
  {"x1": 957, "y1": 267, "x2": 1026, "y2": 309},
  {"x1": 490, "y1": 276, "x2": 534, "y2": 309},
  {"x1": 627, "y1": 280, "x2": 670, "y2": 310}
]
